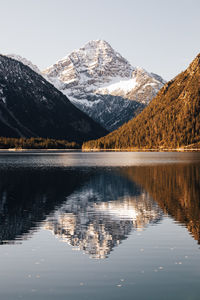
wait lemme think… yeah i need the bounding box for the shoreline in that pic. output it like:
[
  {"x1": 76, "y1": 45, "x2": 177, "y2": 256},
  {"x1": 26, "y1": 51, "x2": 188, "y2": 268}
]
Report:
[
  {"x1": 82, "y1": 148, "x2": 200, "y2": 152},
  {"x1": 0, "y1": 148, "x2": 81, "y2": 152},
  {"x1": 0, "y1": 148, "x2": 199, "y2": 152}
]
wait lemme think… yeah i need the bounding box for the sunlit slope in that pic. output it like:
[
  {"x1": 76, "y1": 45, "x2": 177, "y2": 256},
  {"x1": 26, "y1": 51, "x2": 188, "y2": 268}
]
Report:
[{"x1": 83, "y1": 54, "x2": 200, "y2": 149}]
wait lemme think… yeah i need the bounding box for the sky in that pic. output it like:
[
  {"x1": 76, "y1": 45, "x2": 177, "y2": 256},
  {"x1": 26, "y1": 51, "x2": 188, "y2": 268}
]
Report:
[{"x1": 0, "y1": 0, "x2": 200, "y2": 80}]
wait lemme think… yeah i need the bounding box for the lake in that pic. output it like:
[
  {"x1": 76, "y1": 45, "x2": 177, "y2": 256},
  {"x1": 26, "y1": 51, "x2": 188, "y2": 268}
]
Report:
[{"x1": 0, "y1": 151, "x2": 200, "y2": 300}]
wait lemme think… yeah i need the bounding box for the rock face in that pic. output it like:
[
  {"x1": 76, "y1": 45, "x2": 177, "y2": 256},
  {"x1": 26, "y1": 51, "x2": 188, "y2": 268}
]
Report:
[
  {"x1": 0, "y1": 54, "x2": 107, "y2": 142},
  {"x1": 83, "y1": 53, "x2": 200, "y2": 149},
  {"x1": 43, "y1": 40, "x2": 165, "y2": 131}
]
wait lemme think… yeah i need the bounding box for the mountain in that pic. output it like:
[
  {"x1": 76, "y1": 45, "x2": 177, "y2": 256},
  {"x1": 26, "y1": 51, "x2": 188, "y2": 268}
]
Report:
[
  {"x1": 0, "y1": 54, "x2": 107, "y2": 142},
  {"x1": 43, "y1": 40, "x2": 165, "y2": 131},
  {"x1": 83, "y1": 53, "x2": 200, "y2": 149}
]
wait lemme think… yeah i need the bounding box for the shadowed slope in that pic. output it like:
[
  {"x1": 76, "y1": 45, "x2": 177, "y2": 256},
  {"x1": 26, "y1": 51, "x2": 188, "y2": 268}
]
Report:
[{"x1": 0, "y1": 55, "x2": 108, "y2": 142}]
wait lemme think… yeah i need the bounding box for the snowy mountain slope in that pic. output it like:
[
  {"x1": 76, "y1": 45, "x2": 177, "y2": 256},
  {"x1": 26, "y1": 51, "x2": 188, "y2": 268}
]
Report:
[
  {"x1": 0, "y1": 54, "x2": 107, "y2": 141},
  {"x1": 43, "y1": 40, "x2": 165, "y2": 131},
  {"x1": 7, "y1": 54, "x2": 41, "y2": 75},
  {"x1": 70, "y1": 93, "x2": 145, "y2": 132},
  {"x1": 97, "y1": 67, "x2": 165, "y2": 104}
]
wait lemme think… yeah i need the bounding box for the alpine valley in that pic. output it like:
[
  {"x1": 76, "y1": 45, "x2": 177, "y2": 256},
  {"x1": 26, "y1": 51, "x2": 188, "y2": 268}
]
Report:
[{"x1": 43, "y1": 40, "x2": 165, "y2": 131}]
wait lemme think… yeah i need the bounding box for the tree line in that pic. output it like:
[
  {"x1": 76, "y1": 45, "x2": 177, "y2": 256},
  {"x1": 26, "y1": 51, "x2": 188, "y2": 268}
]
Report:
[{"x1": 0, "y1": 137, "x2": 80, "y2": 149}]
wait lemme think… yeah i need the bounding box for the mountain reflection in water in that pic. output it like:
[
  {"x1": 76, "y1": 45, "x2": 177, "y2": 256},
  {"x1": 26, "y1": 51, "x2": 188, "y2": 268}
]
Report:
[
  {"x1": 45, "y1": 171, "x2": 162, "y2": 259},
  {"x1": 0, "y1": 162, "x2": 199, "y2": 259}
]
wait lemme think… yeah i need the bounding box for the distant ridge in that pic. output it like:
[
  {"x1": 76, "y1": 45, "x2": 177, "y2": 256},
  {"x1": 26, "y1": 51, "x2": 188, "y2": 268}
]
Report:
[{"x1": 83, "y1": 53, "x2": 200, "y2": 149}]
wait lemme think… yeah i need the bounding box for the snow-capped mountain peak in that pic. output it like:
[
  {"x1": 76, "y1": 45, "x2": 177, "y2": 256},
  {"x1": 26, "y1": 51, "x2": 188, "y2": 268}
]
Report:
[
  {"x1": 43, "y1": 39, "x2": 134, "y2": 95},
  {"x1": 42, "y1": 40, "x2": 165, "y2": 131}
]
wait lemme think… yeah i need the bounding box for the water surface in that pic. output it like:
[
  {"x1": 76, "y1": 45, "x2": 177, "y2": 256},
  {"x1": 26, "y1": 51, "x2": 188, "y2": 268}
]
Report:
[{"x1": 0, "y1": 152, "x2": 200, "y2": 300}]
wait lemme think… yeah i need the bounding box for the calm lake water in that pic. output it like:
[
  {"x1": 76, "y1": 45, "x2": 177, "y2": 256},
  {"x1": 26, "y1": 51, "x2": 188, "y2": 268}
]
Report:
[{"x1": 0, "y1": 151, "x2": 200, "y2": 299}]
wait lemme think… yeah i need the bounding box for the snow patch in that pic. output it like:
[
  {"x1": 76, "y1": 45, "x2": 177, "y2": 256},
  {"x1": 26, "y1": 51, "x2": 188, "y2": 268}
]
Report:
[
  {"x1": 1, "y1": 97, "x2": 6, "y2": 104},
  {"x1": 97, "y1": 77, "x2": 138, "y2": 94},
  {"x1": 70, "y1": 97, "x2": 101, "y2": 108}
]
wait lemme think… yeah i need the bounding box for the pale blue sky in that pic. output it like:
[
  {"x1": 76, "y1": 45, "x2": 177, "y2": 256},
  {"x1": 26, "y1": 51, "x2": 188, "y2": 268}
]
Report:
[{"x1": 0, "y1": 0, "x2": 200, "y2": 80}]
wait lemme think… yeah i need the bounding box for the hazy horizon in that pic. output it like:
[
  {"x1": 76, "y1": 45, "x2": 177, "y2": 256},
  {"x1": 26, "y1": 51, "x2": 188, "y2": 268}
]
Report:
[{"x1": 0, "y1": 0, "x2": 200, "y2": 80}]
